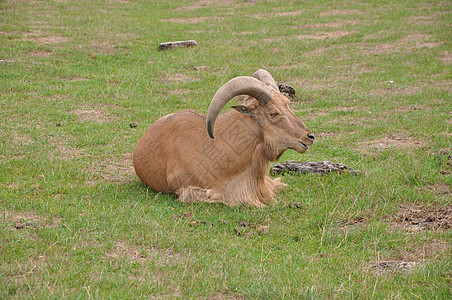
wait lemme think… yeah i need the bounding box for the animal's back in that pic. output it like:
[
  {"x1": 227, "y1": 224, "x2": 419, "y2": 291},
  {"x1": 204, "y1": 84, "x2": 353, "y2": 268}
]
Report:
[{"x1": 132, "y1": 110, "x2": 205, "y2": 192}]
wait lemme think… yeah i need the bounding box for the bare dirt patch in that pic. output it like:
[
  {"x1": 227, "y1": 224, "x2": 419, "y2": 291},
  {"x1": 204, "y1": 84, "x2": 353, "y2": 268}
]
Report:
[
  {"x1": 22, "y1": 31, "x2": 69, "y2": 45},
  {"x1": 298, "y1": 30, "x2": 351, "y2": 40},
  {"x1": 440, "y1": 51, "x2": 452, "y2": 64},
  {"x1": 106, "y1": 239, "x2": 148, "y2": 263},
  {"x1": 250, "y1": 10, "x2": 305, "y2": 19},
  {"x1": 70, "y1": 107, "x2": 117, "y2": 123},
  {"x1": 162, "y1": 17, "x2": 224, "y2": 24},
  {"x1": 408, "y1": 15, "x2": 434, "y2": 24},
  {"x1": 425, "y1": 183, "x2": 451, "y2": 196},
  {"x1": 394, "y1": 203, "x2": 452, "y2": 232},
  {"x1": 368, "y1": 238, "x2": 449, "y2": 275},
  {"x1": 51, "y1": 136, "x2": 82, "y2": 161},
  {"x1": 299, "y1": 20, "x2": 359, "y2": 29},
  {"x1": 2, "y1": 208, "x2": 59, "y2": 230},
  {"x1": 205, "y1": 292, "x2": 246, "y2": 300},
  {"x1": 168, "y1": 88, "x2": 191, "y2": 96},
  {"x1": 358, "y1": 134, "x2": 427, "y2": 154},
  {"x1": 172, "y1": 0, "x2": 239, "y2": 11},
  {"x1": 11, "y1": 132, "x2": 33, "y2": 145},
  {"x1": 106, "y1": 239, "x2": 180, "y2": 265},
  {"x1": 368, "y1": 261, "x2": 417, "y2": 274},
  {"x1": 361, "y1": 33, "x2": 442, "y2": 55},
  {"x1": 320, "y1": 9, "x2": 363, "y2": 17},
  {"x1": 90, "y1": 41, "x2": 116, "y2": 54},
  {"x1": 395, "y1": 105, "x2": 426, "y2": 113},
  {"x1": 28, "y1": 50, "x2": 53, "y2": 58},
  {"x1": 165, "y1": 73, "x2": 197, "y2": 84},
  {"x1": 92, "y1": 152, "x2": 135, "y2": 184}
]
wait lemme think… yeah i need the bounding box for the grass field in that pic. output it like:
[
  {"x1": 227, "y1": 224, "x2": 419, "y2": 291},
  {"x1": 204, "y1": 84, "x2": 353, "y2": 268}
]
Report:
[{"x1": 1, "y1": 0, "x2": 451, "y2": 298}]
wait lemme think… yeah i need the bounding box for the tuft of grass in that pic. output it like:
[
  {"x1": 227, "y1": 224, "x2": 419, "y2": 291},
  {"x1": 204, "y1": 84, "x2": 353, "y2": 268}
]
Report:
[{"x1": 1, "y1": 0, "x2": 451, "y2": 298}]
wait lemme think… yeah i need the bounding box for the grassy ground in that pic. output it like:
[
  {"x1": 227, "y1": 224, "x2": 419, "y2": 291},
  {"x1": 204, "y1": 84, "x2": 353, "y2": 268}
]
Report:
[{"x1": 0, "y1": 0, "x2": 451, "y2": 298}]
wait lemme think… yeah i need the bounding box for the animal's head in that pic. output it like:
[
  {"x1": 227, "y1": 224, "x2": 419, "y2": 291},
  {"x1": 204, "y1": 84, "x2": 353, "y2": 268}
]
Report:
[{"x1": 206, "y1": 69, "x2": 314, "y2": 158}]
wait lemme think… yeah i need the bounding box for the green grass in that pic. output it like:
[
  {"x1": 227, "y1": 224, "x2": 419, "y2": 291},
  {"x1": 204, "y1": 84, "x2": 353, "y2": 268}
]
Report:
[{"x1": 1, "y1": 0, "x2": 451, "y2": 298}]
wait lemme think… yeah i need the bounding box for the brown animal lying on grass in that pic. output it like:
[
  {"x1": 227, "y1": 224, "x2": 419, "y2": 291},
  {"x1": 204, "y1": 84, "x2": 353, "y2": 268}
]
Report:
[{"x1": 133, "y1": 69, "x2": 314, "y2": 206}]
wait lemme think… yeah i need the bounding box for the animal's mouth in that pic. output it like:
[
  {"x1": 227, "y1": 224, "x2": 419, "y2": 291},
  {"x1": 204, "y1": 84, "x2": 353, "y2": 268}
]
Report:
[{"x1": 298, "y1": 141, "x2": 309, "y2": 149}]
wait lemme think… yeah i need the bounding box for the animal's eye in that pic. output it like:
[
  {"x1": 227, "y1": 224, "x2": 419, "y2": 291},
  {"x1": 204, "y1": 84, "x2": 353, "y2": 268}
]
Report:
[{"x1": 269, "y1": 112, "x2": 279, "y2": 117}]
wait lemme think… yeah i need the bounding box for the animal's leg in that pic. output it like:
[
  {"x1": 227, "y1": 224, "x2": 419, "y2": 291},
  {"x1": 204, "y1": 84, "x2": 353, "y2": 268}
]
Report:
[
  {"x1": 266, "y1": 176, "x2": 287, "y2": 190},
  {"x1": 176, "y1": 186, "x2": 222, "y2": 204}
]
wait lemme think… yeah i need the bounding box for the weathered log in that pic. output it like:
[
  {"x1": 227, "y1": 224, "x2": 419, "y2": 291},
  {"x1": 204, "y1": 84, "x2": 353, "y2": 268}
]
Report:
[
  {"x1": 271, "y1": 160, "x2": 361, "y2": 175},
  {"x1": 278, "y1": 84, "x2": 296, "y2": 99},
  {"x1": 159, "y1": 40, "x2": 198, "y2": 51}
]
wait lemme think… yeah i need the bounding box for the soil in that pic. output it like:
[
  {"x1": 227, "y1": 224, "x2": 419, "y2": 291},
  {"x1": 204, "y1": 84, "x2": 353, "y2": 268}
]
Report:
[
  {"x1": 319, "y1": 9, "x2": 363, "y2": 16},
  {"x1": 358, "y1": 134, "x2": 427, "y2": 155},
  {"x1": 2, "y1": 208, "x2": 59, "y2": 230},
  {"x1": 298, "y1": 31, "x2": 352, "y2": 40},
  {"x1": 394, "y1": 203, "x2": 452, "y2": 231}
]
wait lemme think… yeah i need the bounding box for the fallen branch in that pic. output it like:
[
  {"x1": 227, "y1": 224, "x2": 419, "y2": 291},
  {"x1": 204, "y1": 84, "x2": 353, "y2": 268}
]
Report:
[
  {"x1": 159, "y1": 40, "x2": 198, "y2": 51},
  {"x1": 271, "y1": 160, "x2": 361, "y2": 175}
]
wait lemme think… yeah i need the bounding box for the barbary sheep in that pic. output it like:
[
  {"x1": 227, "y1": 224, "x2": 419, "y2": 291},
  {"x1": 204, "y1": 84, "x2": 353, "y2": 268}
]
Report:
[{"x1": 133, "y1": 69, "x2": 314, "y2": 207}]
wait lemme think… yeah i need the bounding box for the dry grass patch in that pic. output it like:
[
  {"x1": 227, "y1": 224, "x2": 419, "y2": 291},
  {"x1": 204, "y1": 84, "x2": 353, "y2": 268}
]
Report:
[
  {"x1": 298, "y1": 30, "x2": 352, "y2": 40},
  {"x1": 2, "y1": 208, "x2": 60, "y2": 230},
  {"x1": 22, "y1": 31, "x2": 69, "y2": 45},
  {"x1": 250, "y1": 10, "x2": 305, "y2": 19},
  {"x1": 440, "y1": 51, "x2": 452, "y2": 64},
  {"x1": 319, "y1": 9, "x2": 363, "y2": 17},
  {"x1": 70, "y1": 106, "x2": 117, "y2": 123},
  {"x1": 299, "y1": 20, "x2": 359, "y2": 29},
  {"x1": 162, "y1": 17, "x2": 224, "y2": 24},
  {"x1": 394, "y1": 105, "x2": 426, "y2": 113},
  {"x1": 205, "y1": 292, "x2": 246, "y2": 300},
  {"x1": 11, "y1": 132, "x2": 33, "y2": 145},
  {"x1": 367, "y1": 238, "x2": 450, "y2": 275},
  {"x1": 91, "y1": 152, "x2": 135, "y2": 184},
  {"x1": 168, "y1": 88, "x2": 192, "y2": 96},
  {"x1": 408, "y1": 15, "x2": 434, "y2": 24},
  {"x1": 53, "y1": 139, "x2": 82, "y2": 161},
  {"x1": 358, "y1": 134, "x2": 427, "y2": 155},
  {"x1": 28, "y1": 50, "x2": 53, "y2": 58},
  {"x1": 369, "y1": 86, "x2": 423, "y2": 96},
  {"x1": 106, "y1": 239, "x2": 181, "y2": 266},
  {"x1": 165, "y1": 73, "x2": 197, "y2": 83},
  {"x1": 172, "y1": 0, "x2": 239, "y2": 11},
  {"x1": 90, "y1": 41, "x2": 116, "y2": 54},
  {"x1": 361, "y1": 33, "x2": 442, "y2": 55}
]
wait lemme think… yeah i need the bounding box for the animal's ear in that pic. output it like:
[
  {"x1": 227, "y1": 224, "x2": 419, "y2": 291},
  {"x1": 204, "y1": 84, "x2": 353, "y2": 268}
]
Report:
[{"x1": 231, "y1": 104, "x2": 257, "y2": 117}]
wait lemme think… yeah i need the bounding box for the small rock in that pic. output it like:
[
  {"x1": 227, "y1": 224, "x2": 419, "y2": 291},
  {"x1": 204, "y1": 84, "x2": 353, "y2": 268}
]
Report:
[
  {"x1": 56, "y1": 123, "x2": 61, "y2": 127},
  {"x1": 219, "y1": 219, "x2": 228, "y2": 224},
  {"x1": 129, "y1": 122, "x2": 138, "y2": 128},
  {"x1": 296, "y1": 203, "x2": 303, "y2": 209},
  {"x1": 288, "y1": 203, "x2": 294, "y2": 208},
  {"x1": 172, "y1": 214, "x2": 181, "y2": 220},
  {"x1": 183, "y1": 212, "x2": 193, "y2": 219},
  {"x1": 233, "y1": 228, "x2": 241, "y2": 236}
]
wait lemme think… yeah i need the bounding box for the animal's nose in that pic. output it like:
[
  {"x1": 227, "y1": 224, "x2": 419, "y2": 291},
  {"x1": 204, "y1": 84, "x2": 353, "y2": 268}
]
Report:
[{"x1": 307, "y1": 133, "x2": 315, "y2": 141}]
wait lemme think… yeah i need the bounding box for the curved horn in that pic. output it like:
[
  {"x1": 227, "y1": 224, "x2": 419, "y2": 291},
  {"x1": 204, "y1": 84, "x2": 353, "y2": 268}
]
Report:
[
  {"x1": 252, "y1": 69, "x2": 278, "y2": 90},
  {"x1": 206, "y1": 76, "x2": 273, "y2": 139}
]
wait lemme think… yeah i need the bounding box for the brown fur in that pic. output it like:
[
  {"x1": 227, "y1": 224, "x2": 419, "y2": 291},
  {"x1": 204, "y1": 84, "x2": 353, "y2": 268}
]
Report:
[{"x1": 133, "y1": 80, "x2": 313, "y2": 206}]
